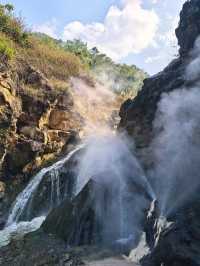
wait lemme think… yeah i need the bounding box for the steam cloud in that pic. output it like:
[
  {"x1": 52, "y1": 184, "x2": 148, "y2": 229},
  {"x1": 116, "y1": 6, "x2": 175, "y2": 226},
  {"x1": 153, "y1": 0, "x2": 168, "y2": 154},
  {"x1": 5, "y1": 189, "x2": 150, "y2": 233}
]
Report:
[
  {"x1": 76, "y1": 133, "x2": 153, "y2": 243},
  {"x1": 150, "y1": 36, "x2": 200, "y2": 216}
]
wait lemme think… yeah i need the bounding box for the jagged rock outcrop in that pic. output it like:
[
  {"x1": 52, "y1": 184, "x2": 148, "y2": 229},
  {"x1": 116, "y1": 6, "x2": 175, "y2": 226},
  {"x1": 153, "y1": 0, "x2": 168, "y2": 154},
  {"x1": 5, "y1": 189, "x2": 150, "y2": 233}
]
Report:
[
  {"x1": 119, "y1": 0, "x2": 200, "y2": 148},
  {"x1": 140, "y1": 196, "x2": 200, "y2": 266},
  {"x1": 176, "y1": 0, "x2": 200, "y2": 56},
  {"x1": 0, "y1": 66, "x2": 82, "y2": 183},
  {"x1": 119, "y1": 0, "x2": 200, "y2": 265},
  {"x1": 0, "y1": 63, "x2": 83, "y2": 225}
]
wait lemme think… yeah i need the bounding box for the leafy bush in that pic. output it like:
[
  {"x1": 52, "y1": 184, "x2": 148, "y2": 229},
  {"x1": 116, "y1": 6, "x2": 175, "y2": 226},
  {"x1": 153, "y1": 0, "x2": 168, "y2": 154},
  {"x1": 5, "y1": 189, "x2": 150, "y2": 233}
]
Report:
[
  {"x1": 62, "y1": 40, "x2": 148, "y2": 97},
  {"x1": 63, "y1": 39, "x2": 93, "y2": 67},
  {"x1": 0, "y1": 3, "x2": 28, "y2": 45},
  {"x1": 0, "y1": 33, "x2": 15, "y2": 60}
]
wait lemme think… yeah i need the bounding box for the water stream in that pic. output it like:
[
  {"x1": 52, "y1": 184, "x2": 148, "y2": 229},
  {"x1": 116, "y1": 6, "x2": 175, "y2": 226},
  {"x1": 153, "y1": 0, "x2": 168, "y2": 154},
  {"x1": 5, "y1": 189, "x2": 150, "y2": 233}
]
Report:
[
  {"x1": 7, "y1": 145, "x2": 85, "y2": 227},
  {"x1": 0, "y1": 145, "x2": 84, "y2": 248},
  {"x1": 0, "y1": 135, "x2": 155, "y2": 248}
]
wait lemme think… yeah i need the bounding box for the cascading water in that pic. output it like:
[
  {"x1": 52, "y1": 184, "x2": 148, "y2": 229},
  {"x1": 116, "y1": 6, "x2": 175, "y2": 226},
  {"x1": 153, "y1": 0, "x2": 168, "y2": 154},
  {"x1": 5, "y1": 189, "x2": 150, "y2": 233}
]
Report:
[
  {"x1": 74, "y1": 133, "x2": 155, "y2": 245},
  {"x1": 50, "y1": 168, "x2": 61, "y2": 207},
  {"x1": 5, "y1": 145, "x2": 84, "y2": 225},
  {"x1": 1, "y1": 131, "x2": 156, "y2": 249},
  {"x1": 0, "y1": 145, "x2": 84, "y2": 248}
]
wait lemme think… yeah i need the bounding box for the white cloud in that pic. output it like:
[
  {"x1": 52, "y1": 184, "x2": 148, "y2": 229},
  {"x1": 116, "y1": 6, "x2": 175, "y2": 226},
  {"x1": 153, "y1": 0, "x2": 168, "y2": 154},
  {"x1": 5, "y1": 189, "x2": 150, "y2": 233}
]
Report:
[
  {"x1": 62, "y1": 0, "x2": 159, "y2": 61},
  {"x1": 145, "y1": 14, "x2": 179, "y2": 71},
  {"x1": 32, "y1": 19, "x2": 58, "y2": 39}
]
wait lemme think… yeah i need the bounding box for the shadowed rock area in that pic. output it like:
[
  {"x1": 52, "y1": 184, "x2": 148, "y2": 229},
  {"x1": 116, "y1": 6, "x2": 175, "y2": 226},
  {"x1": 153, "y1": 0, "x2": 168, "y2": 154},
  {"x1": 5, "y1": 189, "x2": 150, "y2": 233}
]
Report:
[
  {"x1": 119, "y1": 0, "x2": 200, "y2": 265},
  {"x1": 119, "y1": 0, "x2": 200, "y2": 149}
]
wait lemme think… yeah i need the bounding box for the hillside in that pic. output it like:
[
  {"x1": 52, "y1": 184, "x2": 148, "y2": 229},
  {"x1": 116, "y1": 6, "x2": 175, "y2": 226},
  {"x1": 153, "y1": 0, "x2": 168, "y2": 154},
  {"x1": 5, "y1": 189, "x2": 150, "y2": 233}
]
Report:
[{"x1": 0, "y1": 3, "x2": 146, "y2": 185}]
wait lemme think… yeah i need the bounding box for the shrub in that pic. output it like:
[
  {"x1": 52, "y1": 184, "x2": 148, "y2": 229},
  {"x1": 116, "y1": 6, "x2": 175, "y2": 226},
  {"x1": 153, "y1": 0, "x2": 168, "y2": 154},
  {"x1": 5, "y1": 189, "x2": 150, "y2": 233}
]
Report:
[
  {"x1": 0, "y1": 3, "x2": 28, "y2": 45},
  {"x1": 20, "y1": 36, "x2": 82, "y2": 80},
  {"x1": 0, "y1": 34, "x2": 15, "y2": 60}
]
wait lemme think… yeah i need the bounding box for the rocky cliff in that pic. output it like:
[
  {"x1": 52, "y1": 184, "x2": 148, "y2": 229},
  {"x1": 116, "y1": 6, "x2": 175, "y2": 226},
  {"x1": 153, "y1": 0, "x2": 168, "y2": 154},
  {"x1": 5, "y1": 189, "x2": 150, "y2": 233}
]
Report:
[
  {"x1": 119, "y1": 0, "x2": 200, "y2": 148},
  {"x1": 119, "y1": 0, "x2": 200, "y2": 265}
]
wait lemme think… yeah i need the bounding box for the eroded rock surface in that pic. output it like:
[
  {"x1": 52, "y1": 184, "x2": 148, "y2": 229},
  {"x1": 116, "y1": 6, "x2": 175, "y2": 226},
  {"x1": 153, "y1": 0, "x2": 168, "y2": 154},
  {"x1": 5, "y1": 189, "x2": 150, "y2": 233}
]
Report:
[
  {"x1": 119, "y1": 1, "x2": 200, "y2": 265},
  {"x1": 119, "y1": 0, "x2": 200, "y2": 149}
]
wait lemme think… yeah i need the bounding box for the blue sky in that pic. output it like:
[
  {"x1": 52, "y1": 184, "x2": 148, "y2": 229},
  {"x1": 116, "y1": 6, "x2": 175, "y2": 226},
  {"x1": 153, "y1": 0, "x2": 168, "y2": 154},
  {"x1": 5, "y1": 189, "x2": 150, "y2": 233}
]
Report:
[{"x1": 2, "y1": 0, "x2": 186, "y2": 75}]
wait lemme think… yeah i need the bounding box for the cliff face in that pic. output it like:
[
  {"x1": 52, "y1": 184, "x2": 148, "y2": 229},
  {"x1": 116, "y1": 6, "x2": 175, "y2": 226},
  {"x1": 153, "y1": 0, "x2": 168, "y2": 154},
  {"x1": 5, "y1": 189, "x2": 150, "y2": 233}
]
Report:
[
  {"x1": 119, "y1": 0, "x2": 200, "y2": 148},
  {"x1": 0, "y1": 64, "x2": 82, "y2": 183},
  {"x1": 119, "y1": 1, "x2": 200, "y2": 265}
]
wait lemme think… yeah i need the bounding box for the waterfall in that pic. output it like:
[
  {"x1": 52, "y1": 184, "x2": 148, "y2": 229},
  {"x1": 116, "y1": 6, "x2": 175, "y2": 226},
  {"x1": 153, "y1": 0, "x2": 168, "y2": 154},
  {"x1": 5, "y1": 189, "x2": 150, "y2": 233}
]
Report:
[
  {"x1": 6, "y1": 145, "x2": 84, "y2": 227},
  {"x1": 50, "y1": 168, "x2": 61, "y2": 207},
  {"x1": 3, "y1": 133, "x2": 155, "y2": 248}
]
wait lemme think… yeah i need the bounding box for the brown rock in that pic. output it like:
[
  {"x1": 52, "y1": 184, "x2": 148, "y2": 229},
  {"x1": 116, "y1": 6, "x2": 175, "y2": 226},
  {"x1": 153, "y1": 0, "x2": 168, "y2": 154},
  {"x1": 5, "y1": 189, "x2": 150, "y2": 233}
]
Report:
[
  {"x1": 3, "y1": 140, "x2": 43, "y2": 176},
  {"x1": 20, "y1": 126, "x2": 45, "y2": 142},
  {"x1": 56, "y1": 93, "x2": 74, "y2": 110},
  {"x1": 49, "y1": 109, "x2": 71, "y2": 131}
]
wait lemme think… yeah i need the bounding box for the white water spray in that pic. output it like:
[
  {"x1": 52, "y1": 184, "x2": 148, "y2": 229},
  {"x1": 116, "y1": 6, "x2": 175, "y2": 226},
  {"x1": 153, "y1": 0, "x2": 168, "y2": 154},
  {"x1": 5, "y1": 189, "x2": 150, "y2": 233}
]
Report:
[{"x1": 6, "y1": 145, "x2": 84, "y2": 227}]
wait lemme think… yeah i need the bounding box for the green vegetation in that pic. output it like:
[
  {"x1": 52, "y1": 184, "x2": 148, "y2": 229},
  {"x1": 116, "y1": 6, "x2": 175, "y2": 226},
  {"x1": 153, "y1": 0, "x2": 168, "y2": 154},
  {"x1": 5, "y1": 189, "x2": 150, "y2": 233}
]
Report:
[
  {"x1": 0, "y1": 3, "x2": 147, "y2": 98},
  {"x1": 33, "y1": 36, "x2": 148, "y2": 97},
  {"x1": 23, "y1": 36, "x2": 82, "y2": 80},
  {"x1": 0, "y1": 4, "x2": 82, "y2": 80},
  {"x1": 0, "y1": 3, "x2": 28, "y2": 45},
  {"x1": 0, "y1": 33, "x2": 15, "y2": 60}
]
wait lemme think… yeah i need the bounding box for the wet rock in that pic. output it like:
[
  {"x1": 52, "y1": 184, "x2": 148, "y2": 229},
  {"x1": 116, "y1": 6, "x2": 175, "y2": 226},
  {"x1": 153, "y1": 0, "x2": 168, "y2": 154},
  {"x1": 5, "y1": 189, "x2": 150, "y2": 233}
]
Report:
[
  {"x1": 119, "y1": 57, "x2": 186, "y2": 149},
  {"x1": 118, "y1": 1, "x2": 200, "y2": 264},
  {"x1": 43, "y1": 180, "x2": 103, "y2": 246},
  {"x1": 0, "y1": 230, "x2": 85, "y2": 266},
  {"x1": 140, "y1": 196, "x2": 200, "y2": 266},
  {"x1": 128, "y1": 233, "x2": 150, "y2": 264}
]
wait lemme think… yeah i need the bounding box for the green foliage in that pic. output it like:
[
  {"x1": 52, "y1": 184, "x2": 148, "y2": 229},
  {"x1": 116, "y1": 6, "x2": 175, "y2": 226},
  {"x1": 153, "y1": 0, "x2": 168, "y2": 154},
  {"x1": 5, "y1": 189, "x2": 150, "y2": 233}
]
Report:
[
  {"x1": 63, "y1": 39, "x2": 93, "y2": 67},
  {"x1": 0, "y1": 3, "x2": 28, "y2": 45},
  {"x1": 62, "y1": 39, "x2": 148, "y2": 97},
  {"x1": 0, "y1": 2, "x2": 146, "y2": 98},
  {"x1": 23, "y1": 35, "x2": 82, "y2": 80},
  {"x1": 0, "y1": 34, "x2": 15, "y2": 60}
]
